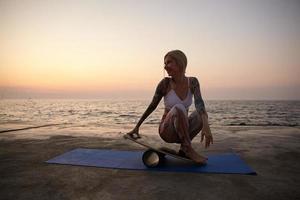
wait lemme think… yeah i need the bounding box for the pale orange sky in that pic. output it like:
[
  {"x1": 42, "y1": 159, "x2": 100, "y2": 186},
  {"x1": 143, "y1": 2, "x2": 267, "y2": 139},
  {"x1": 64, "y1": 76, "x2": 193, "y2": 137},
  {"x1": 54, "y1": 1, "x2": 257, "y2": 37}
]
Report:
[{"x1": 0, "y1": 0, "x2": 299, "y2": 99}]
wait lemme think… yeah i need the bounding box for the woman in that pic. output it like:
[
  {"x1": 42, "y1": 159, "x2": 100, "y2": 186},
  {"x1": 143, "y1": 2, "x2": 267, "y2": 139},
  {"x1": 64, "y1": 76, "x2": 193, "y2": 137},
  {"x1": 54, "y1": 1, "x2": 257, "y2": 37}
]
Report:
[{"x1": 126, "y1": 50, "x2": 213, "y2": 164}]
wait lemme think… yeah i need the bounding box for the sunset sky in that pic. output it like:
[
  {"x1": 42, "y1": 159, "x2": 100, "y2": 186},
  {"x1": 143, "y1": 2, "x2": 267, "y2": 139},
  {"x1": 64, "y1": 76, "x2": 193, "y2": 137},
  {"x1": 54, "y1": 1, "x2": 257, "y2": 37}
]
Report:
[{"x1": 0, "y1": 0, "x2": 299, "y2": 99}]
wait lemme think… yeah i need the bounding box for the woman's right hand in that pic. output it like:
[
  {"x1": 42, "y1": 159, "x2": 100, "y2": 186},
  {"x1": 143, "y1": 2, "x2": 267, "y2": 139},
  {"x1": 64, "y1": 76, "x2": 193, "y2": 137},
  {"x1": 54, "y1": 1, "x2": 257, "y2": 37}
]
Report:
[{"x1": 126, "y1": 127, "x2": 141, "y2": 139}]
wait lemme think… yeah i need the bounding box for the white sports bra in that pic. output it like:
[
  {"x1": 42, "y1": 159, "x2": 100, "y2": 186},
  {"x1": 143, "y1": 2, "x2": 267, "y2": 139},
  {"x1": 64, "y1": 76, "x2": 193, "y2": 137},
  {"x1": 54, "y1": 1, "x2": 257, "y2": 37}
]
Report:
[{"x1": 164, "y1": 77, "x2": 193, "y2": 111}]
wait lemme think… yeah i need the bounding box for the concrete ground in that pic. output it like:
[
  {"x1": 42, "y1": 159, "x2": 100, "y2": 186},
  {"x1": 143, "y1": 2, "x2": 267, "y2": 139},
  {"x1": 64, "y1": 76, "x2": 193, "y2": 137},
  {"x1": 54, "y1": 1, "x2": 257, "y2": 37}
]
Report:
[{"x1": 0, "y1": 127, "x2": 300, "y2": 200}]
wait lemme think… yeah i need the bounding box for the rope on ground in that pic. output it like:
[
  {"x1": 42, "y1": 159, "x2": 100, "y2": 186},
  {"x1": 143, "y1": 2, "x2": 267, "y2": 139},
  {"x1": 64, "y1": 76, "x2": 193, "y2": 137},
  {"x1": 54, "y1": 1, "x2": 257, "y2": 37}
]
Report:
[{"x1": 0, "y1": 123, "x2": 72, "y2": 134}]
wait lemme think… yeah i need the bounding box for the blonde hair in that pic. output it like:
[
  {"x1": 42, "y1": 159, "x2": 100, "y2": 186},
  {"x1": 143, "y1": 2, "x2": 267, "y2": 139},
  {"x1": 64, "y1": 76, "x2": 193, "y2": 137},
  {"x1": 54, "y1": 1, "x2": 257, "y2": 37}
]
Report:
[{"x1": 164, "y1": 50, "x2": 188, "y2": 73}]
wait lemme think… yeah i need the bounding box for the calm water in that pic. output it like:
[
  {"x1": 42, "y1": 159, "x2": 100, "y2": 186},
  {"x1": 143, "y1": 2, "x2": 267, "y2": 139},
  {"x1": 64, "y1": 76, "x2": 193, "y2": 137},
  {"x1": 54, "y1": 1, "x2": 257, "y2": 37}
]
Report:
[{"x1": 1, "y1": 99, "x2": 299, "y2": 133}]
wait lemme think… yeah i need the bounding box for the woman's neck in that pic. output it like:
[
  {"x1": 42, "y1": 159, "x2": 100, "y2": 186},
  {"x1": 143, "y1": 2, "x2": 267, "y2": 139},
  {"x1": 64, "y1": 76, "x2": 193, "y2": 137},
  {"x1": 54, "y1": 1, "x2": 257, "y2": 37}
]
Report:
[{"x1": 171, "y1": 74, "x2": 186, "y2": 84}]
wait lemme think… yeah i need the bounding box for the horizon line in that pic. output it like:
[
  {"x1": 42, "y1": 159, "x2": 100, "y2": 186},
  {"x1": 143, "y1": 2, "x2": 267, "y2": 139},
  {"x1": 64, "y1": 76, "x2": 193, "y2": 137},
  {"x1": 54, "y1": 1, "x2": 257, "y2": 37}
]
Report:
[{"x1": 1, "y1": 97, "x2": 299, "y2": 101}]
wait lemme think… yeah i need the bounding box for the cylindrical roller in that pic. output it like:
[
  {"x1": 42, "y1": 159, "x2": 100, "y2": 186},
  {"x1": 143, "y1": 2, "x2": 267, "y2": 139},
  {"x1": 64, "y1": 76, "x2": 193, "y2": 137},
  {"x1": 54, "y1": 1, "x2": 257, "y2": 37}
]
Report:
[{"x1": 142, "y1": 149, "x2": 164, "y2": 168}]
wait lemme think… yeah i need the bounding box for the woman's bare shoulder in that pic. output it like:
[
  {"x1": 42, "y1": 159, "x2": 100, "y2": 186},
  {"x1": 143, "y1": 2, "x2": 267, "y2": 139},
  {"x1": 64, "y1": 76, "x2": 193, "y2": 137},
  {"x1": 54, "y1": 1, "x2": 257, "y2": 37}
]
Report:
[
  {"x1": 158, "y1": 77, "x2": 171, "y2": 85},
  {"x1": 189, "y1": 77, "x2": 201, "y2": 94},
  {"x1": 156, "y1": 77, "x2": 170, "y2": 95}
]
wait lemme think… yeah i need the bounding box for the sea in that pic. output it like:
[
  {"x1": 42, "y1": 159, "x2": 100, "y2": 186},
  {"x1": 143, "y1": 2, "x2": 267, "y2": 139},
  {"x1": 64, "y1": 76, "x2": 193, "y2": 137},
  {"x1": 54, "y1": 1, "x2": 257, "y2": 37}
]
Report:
[{"x1": 0, "y1": 99, "x2": 299, "y2": 138}]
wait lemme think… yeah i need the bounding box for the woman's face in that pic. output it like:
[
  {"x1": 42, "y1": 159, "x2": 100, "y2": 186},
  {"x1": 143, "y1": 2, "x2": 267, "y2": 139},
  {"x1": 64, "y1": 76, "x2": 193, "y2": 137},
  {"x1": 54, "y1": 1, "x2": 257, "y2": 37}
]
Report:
[{"x1": 164, "y1": 56, "x2": 180, "y2": 77}]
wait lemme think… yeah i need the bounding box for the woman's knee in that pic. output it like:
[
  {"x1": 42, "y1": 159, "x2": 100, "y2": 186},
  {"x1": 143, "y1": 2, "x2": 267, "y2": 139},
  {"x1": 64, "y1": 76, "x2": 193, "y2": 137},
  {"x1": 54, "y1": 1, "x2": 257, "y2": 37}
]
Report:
[
  {"x1": 170, "y1": 104, "x2": 187, "y2": 119},
  {"x1": 174, "y1": 104, "x2": 187, "y2": 114}
]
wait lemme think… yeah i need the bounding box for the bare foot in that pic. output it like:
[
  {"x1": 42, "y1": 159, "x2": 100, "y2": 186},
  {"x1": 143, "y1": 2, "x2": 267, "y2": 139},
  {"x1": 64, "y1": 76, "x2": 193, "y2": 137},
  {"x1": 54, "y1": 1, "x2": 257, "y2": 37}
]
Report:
[{"x1": 180, "y1": 146, "x2": 207, "y2": 165}]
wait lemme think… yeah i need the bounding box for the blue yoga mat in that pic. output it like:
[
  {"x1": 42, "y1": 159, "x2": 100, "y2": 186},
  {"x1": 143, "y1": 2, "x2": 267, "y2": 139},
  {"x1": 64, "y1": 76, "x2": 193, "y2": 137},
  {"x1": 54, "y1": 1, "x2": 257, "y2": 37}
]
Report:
[{"x1": 46, "y1": 148, "x2": 256, "y2": 175}]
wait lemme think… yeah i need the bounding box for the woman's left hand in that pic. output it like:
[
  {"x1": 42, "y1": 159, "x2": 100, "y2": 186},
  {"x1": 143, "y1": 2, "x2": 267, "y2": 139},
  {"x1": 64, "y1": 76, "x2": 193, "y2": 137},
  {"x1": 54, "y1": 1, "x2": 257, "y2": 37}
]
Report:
[{"x1": 201, "y1": 123, "x2": 213, "y2": 148}]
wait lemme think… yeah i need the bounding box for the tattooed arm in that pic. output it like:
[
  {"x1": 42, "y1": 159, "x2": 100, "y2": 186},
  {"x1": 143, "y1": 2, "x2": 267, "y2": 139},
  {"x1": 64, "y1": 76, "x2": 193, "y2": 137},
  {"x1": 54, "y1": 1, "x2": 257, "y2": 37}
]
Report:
[
  {"x1": 190, "y1": 77, "x2": 207, "y2": 117},
  {"x1": 126, "y1": 78, "x2": 168, "y2": 139},
  {"x1": 190, "y1": 77, "x2": 213, "y2": 148}
]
